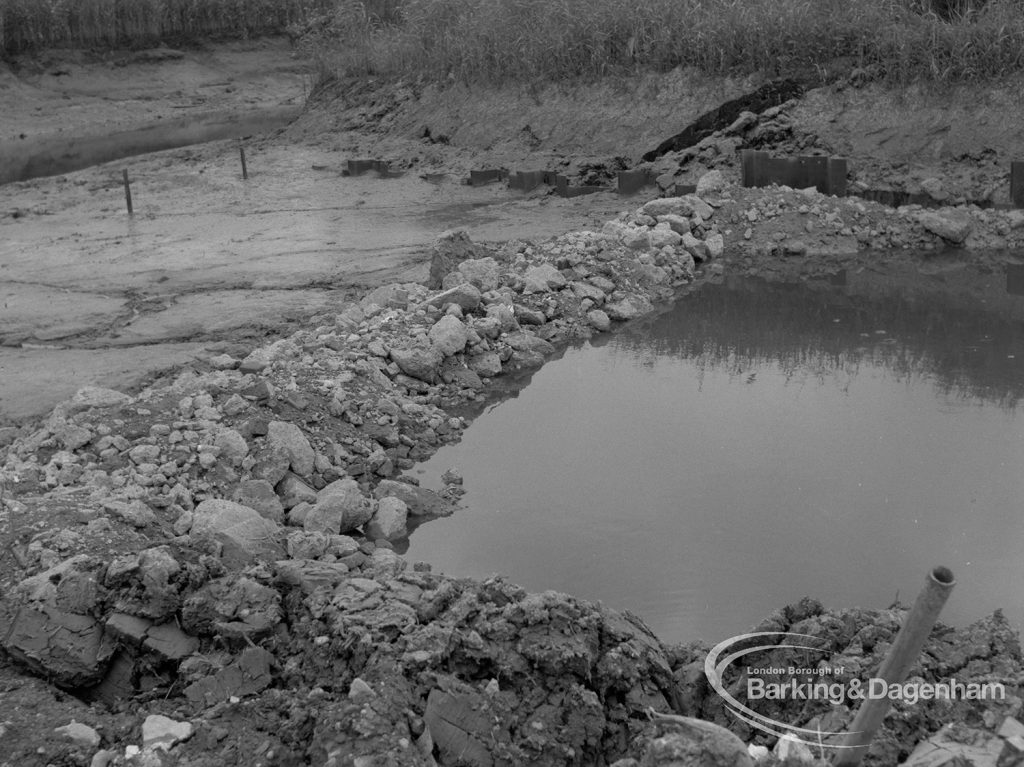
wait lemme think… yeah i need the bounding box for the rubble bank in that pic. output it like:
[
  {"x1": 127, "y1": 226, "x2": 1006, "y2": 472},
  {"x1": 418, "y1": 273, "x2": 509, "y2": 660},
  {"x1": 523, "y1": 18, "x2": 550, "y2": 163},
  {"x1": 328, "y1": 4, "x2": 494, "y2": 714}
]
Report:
[{"x1": 3, "y1": 174, "x2": 1024, "y2": 766}]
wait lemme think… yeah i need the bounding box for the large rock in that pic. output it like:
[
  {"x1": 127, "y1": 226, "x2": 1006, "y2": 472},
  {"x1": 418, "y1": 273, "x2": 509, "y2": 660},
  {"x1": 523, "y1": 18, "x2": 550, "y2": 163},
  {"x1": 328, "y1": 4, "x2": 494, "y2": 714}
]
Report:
[
  {"x1": 428, "y1": 230, "x2": 487, "y2": 289},
  {"x1": 190, "y1": 499, "x2": 284, "y2": 567},
  {"x1": 649, "y1": 222, "x2": 681, "y2": 249},
  {"x1": 704, "y1": 233, "x2": 725, "y2": 260},
  {"x1": 641, "y1": 195, "x2": 713, "y2": 221},
  {"x1": 680, "y1": 232, "x2": 708, "y2": 260},
  {"x1": 920, "y1": 177, "x2": 949, "y2": 203},
  {"x1": 275, "y1": 472, "x2": 318, "y2": 510},
  {"x1": 917, "y1": 209, "x2": 973, "y2": 243},
  {"x1": 485, "y1": 303, "x2": 518, "y2": 333},
  {"x1": 428, "y1": 315, "x2": 471, "y2": 357},
  {"x1": 472, "y1": 316, "x2": 502, "y2": 339},
  {"x1": 456, "y1": 257, "x2": 503, "y2": 292},
  {"x1": 424, "y1": 687, "x2": 511, "y2": 767},
  {"x1": 522, "y1": 263, "x2": 567, "y2": 293},
  {"x1": 250, "y1": 444, "x2": 291, "y2": 486},
  {"x1": 504, "y1": 332, "x2": 555, "y2": 356},
  {"x1": 142, "y1": 715, "x2": 194, "y2": 752},
  {"x1": 287, "y1": 530, "x2": 330, "y2": 559},
  {"x1": 212, "y1": 428, "x2": 249, "y2": 467},
  {"x1": 390, "y1": 345, "x2": 444, "y2": 383},
  {"x1": 274, "y1": 559, "x2": 351, "y2": 594},
  {"x1": 605, "y1": 296, "x2": 654, "y2": 321},
  {"x1": 305, "y1": 478, "x2": 374, "y2": 534},
  {"x1": 655, "y1": 213, "x2": 692, "y2": 236},
  {"x1": 373, "y1": 479, "x2": 455, "y2": 517},
  {"x1": 266, "y1": 421, "x2": 314, "y2": 477},
  {"x1": 423, "y1": 283, "x2": 482, "y2": 312},
  {"x1": 468, "y1": 351, "x2": 502, "y2": 378},
  {"x1": 15, "y1": 554, "x2": 101, "y2": 612},
  {"x1": 587, "y1": 309, "x2": 611, "y2": 331},
  {"x1": 636, "y1": 264, "x2": 669, "y2": 286},
  {"x1": 54, "y1": 722, "x2": 101, "y2": 749},
  {"x1": 61, "y1": 386, "x2": 132, "y2": 415},
  {"x1": 621, "y1": 226, "x2": 653, "y2": 251},
  {"x1": 181, "y1": 576, "x2": 282, "y2": 639},
  {"x1": 231, "y1": 479, "x2": 285, "y2": 523},
  {"x1": 364, "y1": 497, "x2": 408, "y2": 541},
  {"x1": 128, "y1": 444, "x2": 160, "y2": 464},
  {"x1": 361, "y1": 284, "x2": 409, "y2": 310},
  {"x1": 570, "y1": 281, "x2": 606, "y2": 304},
  {"x1": 695, "y1": 169, "x2": 727, "y2": 197},
  {"x1": 143, "y1": 621, "x2": 198, "y2": 661},
  {"x1": 1, "y1": 605, "x2": 111, "y2": 687}
]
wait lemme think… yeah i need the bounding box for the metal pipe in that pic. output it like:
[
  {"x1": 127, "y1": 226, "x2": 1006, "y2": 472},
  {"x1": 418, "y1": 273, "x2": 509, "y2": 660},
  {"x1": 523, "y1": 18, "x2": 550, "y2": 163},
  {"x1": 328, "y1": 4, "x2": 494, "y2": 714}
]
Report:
[{"x1": 833, "y1": 566, "x2": 956, "y2": 766}]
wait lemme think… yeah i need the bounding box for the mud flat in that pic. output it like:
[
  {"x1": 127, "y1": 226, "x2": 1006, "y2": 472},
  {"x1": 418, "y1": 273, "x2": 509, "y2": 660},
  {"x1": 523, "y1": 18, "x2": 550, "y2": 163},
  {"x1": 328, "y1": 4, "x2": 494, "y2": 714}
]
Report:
[{"x1": 0, "y1": 133, "x2": 627, "y2": 425}]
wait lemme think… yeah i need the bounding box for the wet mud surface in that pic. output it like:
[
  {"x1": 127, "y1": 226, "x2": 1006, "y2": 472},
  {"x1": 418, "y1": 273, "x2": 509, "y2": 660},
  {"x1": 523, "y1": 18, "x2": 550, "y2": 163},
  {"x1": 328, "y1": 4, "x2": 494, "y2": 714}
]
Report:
[{"x1": 0, "y1": 141, "x2": 626, "y2": 424}]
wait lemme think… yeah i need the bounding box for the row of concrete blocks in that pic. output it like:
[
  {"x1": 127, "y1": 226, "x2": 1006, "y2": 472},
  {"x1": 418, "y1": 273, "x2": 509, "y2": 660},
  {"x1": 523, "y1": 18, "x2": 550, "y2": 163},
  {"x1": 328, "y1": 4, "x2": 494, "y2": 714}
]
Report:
[
  {"x1": 469, "y1": 167, "x2": 690, "y2": 197},
  {"x1": 470, "y1": 168, "x2": 607, "y2": 198},
  {"x1": 350, "y1": 153, "x2": 850, "y2": 197},
  {"x1": 343, "y1": 159, "x2": 403, "y2": 178},
  {"x1": 467, "y1": 151, "x2": 851, "y2": 197},
  {"x1": 352, "y1": 154, "x2": 1024, "y2": 206},
  {"x1": 740, "y1": 149, "x2": 848, "y2": 196}
]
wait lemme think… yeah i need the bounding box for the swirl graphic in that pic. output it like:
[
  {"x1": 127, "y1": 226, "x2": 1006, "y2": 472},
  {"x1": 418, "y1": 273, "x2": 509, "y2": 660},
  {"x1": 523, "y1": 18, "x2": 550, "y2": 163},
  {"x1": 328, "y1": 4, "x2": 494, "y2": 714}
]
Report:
[{"x1": 703, "y1": 631, "x2": 862, "y2": 748}]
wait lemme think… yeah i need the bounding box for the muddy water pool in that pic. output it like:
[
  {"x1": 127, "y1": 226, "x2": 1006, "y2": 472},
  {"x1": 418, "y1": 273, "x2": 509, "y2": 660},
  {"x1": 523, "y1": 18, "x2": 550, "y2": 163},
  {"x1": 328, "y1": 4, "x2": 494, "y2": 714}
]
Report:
[{"x1": 410, "y1": 261, "x2": 1024, "y2": 643}]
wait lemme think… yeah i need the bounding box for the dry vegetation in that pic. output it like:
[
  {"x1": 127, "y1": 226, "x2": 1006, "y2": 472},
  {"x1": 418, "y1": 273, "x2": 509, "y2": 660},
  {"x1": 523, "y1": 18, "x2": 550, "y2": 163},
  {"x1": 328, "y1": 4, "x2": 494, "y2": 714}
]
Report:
[
  {"x1": 300, "y1": 0, "x2": 1024, "y2": 84},
  {"x1": 0, "y1": 0, "x2": 332, "y2": 52},
  {"x1": 4, "y1": 0, "x2": 1021, "y2": 85}
]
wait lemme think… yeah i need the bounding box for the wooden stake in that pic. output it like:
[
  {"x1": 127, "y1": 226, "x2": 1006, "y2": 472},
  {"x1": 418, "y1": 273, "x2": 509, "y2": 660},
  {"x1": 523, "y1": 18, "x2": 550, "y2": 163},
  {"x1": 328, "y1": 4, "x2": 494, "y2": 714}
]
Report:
[
  {"x1": 239, "y1": 142, "x2": 248, "y2": 180},
  {"x1": 1011, "y1": 161, "x2": 1024, "y2": 208},
  {"x1": 122, "y1": 169, "x2": 133, "y2": 216}
]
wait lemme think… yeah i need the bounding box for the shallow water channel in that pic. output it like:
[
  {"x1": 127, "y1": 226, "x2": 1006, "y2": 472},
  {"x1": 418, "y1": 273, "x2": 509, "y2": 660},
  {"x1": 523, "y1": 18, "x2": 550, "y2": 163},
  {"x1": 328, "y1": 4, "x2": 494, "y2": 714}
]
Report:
[{"x1": 410, "y1": 259, "x2": 1024, "y2": 644}]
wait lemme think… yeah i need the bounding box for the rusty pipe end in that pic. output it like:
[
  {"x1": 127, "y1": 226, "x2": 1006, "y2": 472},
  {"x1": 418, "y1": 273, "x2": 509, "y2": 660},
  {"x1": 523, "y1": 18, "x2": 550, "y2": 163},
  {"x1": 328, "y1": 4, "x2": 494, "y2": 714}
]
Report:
[{"x1": 930, "y1": 566, "x2": 955, "y2": 587}]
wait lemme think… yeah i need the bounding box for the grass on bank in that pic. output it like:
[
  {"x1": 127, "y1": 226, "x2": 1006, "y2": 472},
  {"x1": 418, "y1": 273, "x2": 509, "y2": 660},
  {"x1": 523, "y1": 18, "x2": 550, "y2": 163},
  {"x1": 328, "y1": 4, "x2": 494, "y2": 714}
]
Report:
[
  {"x1": 0, "y1": 0, "x2": 333, "y2": 53},
  {"x1": 302, "y1": 0, "x2": 1024, "y2": 85}
]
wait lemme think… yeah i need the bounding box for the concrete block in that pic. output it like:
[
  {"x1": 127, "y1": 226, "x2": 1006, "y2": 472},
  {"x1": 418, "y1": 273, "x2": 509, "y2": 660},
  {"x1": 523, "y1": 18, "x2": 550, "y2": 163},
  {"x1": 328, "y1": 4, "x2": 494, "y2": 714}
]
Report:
[
  {"x1": 509, "y1": 170, "x2": 546, "y2": 192},
  {"x1": 618, "y1": 169, "x2": 654, "y2": 195},
  {"x1": 828, "y1": 158, "x2": 848, "y2": 197},
  {"x1": 346, "y1": 159, "x2": 376, "y2": 176},
  {"x1": 741, "y1": 149, "x2": 847, "y2": 195},
  {"x1": 798, "y1": 155, "x2": 828, "y2": 191},
  {"x1": 469, "y1": 169, "x2": 508, "y2": 186}
]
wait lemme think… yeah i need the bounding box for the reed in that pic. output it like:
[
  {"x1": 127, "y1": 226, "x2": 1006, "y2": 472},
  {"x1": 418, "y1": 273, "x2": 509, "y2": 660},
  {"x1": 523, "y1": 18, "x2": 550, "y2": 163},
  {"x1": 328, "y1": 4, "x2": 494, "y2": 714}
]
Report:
[
  {"x1": 0, "y1": 0, "x2": 332, "y2": 53},
  {"x1": 306, "y1": 0, "x2": 1024, "y2": 85}
]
